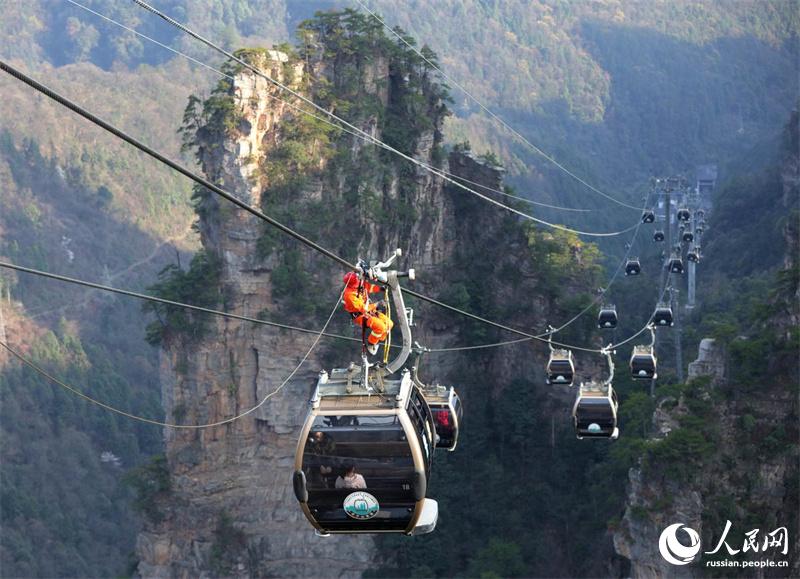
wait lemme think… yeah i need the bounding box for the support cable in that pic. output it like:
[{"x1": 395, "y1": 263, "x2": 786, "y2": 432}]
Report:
[
  {"x1": 129, "y1": 0, "x2": 640, "y2": 237},
  {"x1": 542, "y1": 198, "x2": 648, "y2": 336},
  {"x1": 0, "y1": 260, "x2": 360, "y2": 344},
  {"x1": 428, "y1": 194, "x2": 650, "y2": 352},
  {"x1": 0, "y1": 59, "x2": 355, "y2": 272},
  {"x1": 353, "y1": 0, "x2": 643, "y2": 212},
  {"x1": 66, "y1": 0, "x2": 590, "y2": 216},
  {"x1": 0, "y1": 61, "x2": 651, "y2": 354},
  {"x1": 0, "y1": 61, "x2": 595, "y2": 350},
  {"x1": 0, "y1": 287, "x2": 343, "y2": 429}
]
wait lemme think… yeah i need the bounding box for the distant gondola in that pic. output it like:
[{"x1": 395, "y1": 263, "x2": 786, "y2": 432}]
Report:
[
  {"x1": 677, "y1": 207, "x2": 690, "y2": 222},
  {"x1": 641, "y1": 210, "x2": 656, "y2": 224},
  {"x1": 625, "y1": 258, "x2": 642, "y2": 276},
  {"x1": 597, "y1": 305, "x2": 618, "y2": 329},
  {"x1": 423, "y1": 384, "x2": 463, "y2": 452},
  {"x1": 653, "y1": 303, "x2": 674, "y2": 327},
  {"x1": 546, "y1": 348, "x2": 575, "y2": 386},
  {"x1": 573, "y1": 381, "x2": 619, "y2": 440},
  {"x1": 630, "y1": 345, "x2": 657, "y2": 380},
  {"x1": 653, "y1": 230, "x2": 665, "y2": 242},
  {"x1": 409, "y1": 347, "x2": 463, "y2": 453},
  {"x1": 668, "y1": 256, "x2": 684, "y2": 274}
]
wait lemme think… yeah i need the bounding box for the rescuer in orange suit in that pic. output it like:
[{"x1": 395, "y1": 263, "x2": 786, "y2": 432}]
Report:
[{"x1": 343, "y1": 271, "x2": 393, "y2": 355}]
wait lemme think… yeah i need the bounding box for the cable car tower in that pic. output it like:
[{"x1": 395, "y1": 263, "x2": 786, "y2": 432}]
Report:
[{"x1": 293, "y1": 249, "x2": 439, "y2": 536}]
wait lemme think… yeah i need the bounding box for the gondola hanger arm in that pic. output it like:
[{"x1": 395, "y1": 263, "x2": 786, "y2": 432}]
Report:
[{"x1": 601, "y1": 344, "x2": 615, "y2": 386}]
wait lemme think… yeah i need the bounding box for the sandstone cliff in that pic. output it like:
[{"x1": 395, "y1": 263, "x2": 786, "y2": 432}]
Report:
[
  {"x1": 611, "y1": 110, "x2": 800, "y2": 578},
  {"x1": 134, "y1": 16, "x2": 597, "y2": 577}
]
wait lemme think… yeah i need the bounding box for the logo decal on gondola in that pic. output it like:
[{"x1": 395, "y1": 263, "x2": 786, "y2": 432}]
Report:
[
  {"x1": 587, "y1": 423, "x2": 602, "y2": 433},
  {"x1": 343, "y1": 492, "x2": 380, "y2": 520}
]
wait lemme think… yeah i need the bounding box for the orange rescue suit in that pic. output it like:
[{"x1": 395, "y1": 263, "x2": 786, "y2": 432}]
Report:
[{"x1": 343, "y1": 281, "x2": 393, "y2": 346}]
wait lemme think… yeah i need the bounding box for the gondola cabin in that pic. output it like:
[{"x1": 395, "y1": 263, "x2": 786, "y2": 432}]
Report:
[
  {"x1": 598, "y1": 305, "x2": 618, "y2": 329},
  {"x1": 653, "y1": 303, "x2": 674, "y2": 327},
  {"x1": 293, "y1": 366, "x2": 438, "y2": 536},
  {"x1": 653, "y1": 230, "x2": 665, "y2": 242},
  {"x1": 696, "y1": 226, "x2": 704, "y2": 235},
  {"x1": 625, "y1": 258, "x2": 642, "y2": 276},
  {"x1": 641, "y1": 210, "x2": 655, "y2": 224},
  {"x1": 682, "y1": 231, "x2": 694, "y2": 243},
  {"x1": 421, "y1": 384, "x2": 463, "y2": 452},
  {"x1": 572, "y1": 381, "x2": 619, "y2": 440},
  {"x1": 630, "y1": 346, "x2": 657, "y2": 380},
  {"x1": 668, "y1": 256, "x2": 684, "y2": 274},
  {"x1": 677, "y1": 208, "x2": 690, "y2": 221},
  {"x1": 546, "y1": 349, "x2": 575, "y2": 386}
]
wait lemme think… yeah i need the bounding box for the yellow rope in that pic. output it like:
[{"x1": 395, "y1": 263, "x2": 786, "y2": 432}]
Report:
[{"x1": 383, "y1": 286, "x2": 391, "y2": 364}]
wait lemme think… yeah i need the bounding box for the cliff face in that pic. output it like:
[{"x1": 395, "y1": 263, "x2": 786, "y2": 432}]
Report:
[
  {"x1": 611, "y1": 113, "x2": 800, "y2": 578},
  {"x1": 612, "y1": 355, "x2": 798, "y2": 577},
  {"x1": 135, "y1": 52, "x2": 382, "y2": 579},
  {"x1": 133, "y1": 18, "x2": 592, "y2": 575}
]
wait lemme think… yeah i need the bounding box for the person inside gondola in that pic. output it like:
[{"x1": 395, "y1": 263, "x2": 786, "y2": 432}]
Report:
[
  {"x1": 335, "y1": 464, "x2": 367, "y2": 489},
  {"x1": 305, "y1": 431, "x2": 337, "y2": 487},
  {"x1": 342, "y1": 271, "x2": 393, "y2": 355}
]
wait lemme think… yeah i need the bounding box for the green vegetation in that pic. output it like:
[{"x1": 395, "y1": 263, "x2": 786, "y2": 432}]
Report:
[
  {"x1": 643, "y1": 381, "x2": 718, "y2": 481},
  {"x1": 1, "y1": 3, "x2": 797, "y2": 577},
  {"x1": 123, "y1": 455, "x2": 172, "y2": 523},
  {"x1": 0, "y1": 329, "x2": 162, "y2": 577},
  {"x1": 179, "y1": 10, "x2": 452, "y2": 321},
  {"x1": 526, "y1": 225, "x2": 603, "y2": 296},
  {"x1": 143, "y1": 250, "x2": 223, "y2": 346},
  {"x1": 209, "y1": 511, "x2": 247, "y2": 575}
]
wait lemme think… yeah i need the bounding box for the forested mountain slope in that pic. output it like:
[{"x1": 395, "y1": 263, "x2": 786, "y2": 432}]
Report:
[
  {"x1": 4, "y1": 0, "x2": 798, "y2": 213},
  {"x1": 0, "y1": 2, "x2": 797, "y2": 577},
  {"x1": 611, "y1": 108, "x2": 799, "y2": 577}
]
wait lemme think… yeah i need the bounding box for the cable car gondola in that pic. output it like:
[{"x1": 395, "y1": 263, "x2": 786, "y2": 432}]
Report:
[
  {"x1": 696, "y1": 209, "x2": 706, "y2": 219},
  {"x1": 696, "y1": 225, "x2": 704, "y2": 236},
  {"x1": 630, "y1": 325, "x2": 657, "y2": 380},
  {"x1": 630, "y1": 346, "x2": 657, "y2": 380},
  {"x1": 653, "y1": 303, "x2": 674, "y2": 327},
  {"x1": 573, "y1": 349, "x2": 618, "y2": 440},
  {"x1": 653, "y1": 230, "x2": 665, "y2": 242},
  {"x1": 682, "y1": 231, "x2": 694, "y2": 243},
  {"x1": 293, "y1": 250, "x2": 439, "y2": 536},
  {"x1": 546, "y1": 348, "x2": 575, "y2": 386},
  {"x1": 687, "y1": 247, "x2": 700, "y2": 263},
  {"x1": 625, "y1": 258, "x2": 642, "y2": 276},
  {"x1": 641, "y1": 210, "x2": 655, "y2": 224},
  {"x1": 668, "y1": 255, "x2": 684, "y2": 274},
  {"x1": 597, "y1": 305, "x2": 618, "y2": 329},
  {"x1": 677, "y1": 207, "x2": 690, "y2": 222},
  {"x1": 423, "y1": 384, "x2": 463, "y2": 452},
  {"x1": 410, "y1": 347, "x2": 463, "y2": 452}
]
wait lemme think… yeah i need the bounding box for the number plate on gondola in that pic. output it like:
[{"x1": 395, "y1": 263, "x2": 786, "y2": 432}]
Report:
[{"x1": 343, "y1": 492, "x2": 380, "y2": 520}]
